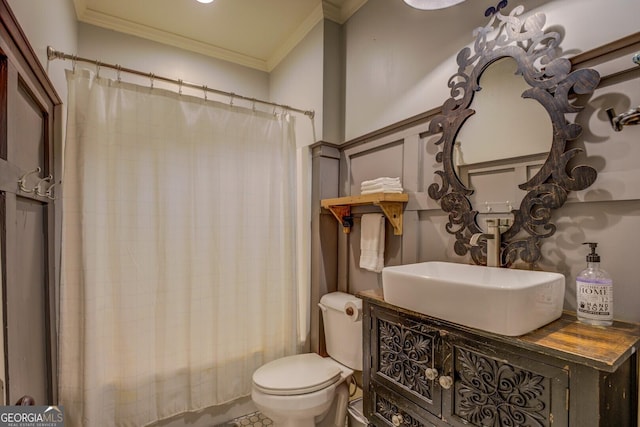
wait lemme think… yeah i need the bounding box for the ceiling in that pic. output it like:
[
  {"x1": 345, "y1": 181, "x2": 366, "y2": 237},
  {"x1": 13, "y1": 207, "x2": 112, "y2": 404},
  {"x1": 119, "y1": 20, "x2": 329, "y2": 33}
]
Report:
[{"x1": 72, "y1": 0, "x2": 368, "y2": 72}]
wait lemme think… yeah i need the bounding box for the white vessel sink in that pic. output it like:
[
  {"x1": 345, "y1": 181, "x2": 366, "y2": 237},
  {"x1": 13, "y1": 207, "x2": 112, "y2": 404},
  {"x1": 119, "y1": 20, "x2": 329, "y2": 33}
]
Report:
[{"x1": 382, "y1": 262, "x2": 565, "y2": 336}]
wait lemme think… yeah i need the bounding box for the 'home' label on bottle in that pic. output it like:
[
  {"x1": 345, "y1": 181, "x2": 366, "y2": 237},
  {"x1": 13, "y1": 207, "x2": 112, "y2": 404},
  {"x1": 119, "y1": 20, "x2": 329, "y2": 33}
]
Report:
[{"x1": 576, "y1": 279, "x2": 613, "y2": 320}]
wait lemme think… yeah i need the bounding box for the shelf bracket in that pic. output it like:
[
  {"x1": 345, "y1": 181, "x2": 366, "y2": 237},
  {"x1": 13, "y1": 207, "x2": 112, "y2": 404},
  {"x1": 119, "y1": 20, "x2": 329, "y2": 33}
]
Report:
[
  {"x1": 326, "y1": 205, "x2": 353, "y2": 234},
  {"x1": 376, "y1": 201, "x2": 404, "y2": 235},
  {"x1": 321, "y1": 193, "x2": 409, "y2": 235}
]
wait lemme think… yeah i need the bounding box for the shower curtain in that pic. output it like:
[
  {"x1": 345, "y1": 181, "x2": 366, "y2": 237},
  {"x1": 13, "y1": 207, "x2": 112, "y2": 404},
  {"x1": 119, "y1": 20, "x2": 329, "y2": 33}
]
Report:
[{"x1": 59, "y1": 69, "x2": 301, "y2": 426}]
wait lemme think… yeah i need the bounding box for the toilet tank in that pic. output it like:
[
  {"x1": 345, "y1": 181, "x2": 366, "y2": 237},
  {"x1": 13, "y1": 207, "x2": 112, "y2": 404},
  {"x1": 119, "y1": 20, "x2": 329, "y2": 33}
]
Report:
[{"x1": 319, "y1": 292, "x2": 363, "y2": 371}]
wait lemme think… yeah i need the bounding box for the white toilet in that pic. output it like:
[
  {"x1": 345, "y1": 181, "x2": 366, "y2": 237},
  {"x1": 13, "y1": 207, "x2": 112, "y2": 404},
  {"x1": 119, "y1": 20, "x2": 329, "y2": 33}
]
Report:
[{"x1": 251, "y1": 292, "x2": 362, "y2": 427}]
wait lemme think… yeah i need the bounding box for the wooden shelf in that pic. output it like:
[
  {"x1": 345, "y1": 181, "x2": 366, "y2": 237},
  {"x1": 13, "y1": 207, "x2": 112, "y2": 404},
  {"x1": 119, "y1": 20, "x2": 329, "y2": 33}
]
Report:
[{"x1": 320, "y1": 192, "x2": 409, "y2": 235}]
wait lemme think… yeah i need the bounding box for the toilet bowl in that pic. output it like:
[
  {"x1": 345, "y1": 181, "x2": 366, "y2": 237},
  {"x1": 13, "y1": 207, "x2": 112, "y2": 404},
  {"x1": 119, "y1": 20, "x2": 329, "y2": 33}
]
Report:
[
  {"x1": 251, "y1": 353, "x2": 352, "y2": 427},
  {"x1": 251, "y1": 292, "x2": 362, "y2": 427}
]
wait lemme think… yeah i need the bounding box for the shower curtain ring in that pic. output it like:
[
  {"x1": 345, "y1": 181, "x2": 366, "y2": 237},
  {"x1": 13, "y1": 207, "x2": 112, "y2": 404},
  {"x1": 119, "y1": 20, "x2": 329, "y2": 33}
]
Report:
[
  {"x1": 229, "y1": 93, "x2": 235, "y2": 107},
  {"x1": 149, "y1": 73, "x2": 155, "y2": 89},
  {"x1": 96, "y1": 61, "x2": 101, "y2": 78},
  {"x1": 72, "y1": 55, "x2": 77, "y2": 73},
  {"x1": 178, "y1": 79, "x2": 183, "y2": 95},
  {"x1": 116, "y1": 64, "x2": 122, "y2": 82},
  {"x1": 202, "y1": 85, "x2": 208, "y2": 101}
]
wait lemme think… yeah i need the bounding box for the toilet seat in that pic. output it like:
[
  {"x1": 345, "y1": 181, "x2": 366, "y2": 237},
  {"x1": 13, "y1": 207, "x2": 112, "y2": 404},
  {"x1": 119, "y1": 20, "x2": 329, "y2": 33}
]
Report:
[{"x1": 252, "y1": 353, "x2": 343, "y2": 396}]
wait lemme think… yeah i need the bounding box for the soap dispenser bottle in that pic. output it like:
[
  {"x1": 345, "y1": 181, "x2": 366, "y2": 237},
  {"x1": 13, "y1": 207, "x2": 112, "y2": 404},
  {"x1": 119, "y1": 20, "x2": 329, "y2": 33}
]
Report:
[{"x1": 576, "y1": 242, "x2": 613, "y2": 326}]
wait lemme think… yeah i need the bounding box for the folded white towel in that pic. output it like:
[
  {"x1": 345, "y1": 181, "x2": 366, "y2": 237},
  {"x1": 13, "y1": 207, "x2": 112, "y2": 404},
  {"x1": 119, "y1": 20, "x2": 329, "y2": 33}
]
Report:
[
  {"x1": 361, "y1": 188, "x2": 403, "y2": 195},
  {"x1": 361, "y1": 177, "x2": 401, "y2": 188},
  {"x1": 361, "y1": 177, "x2": 403, "y2": 196},
  {"x1": 361, "y1": 182, "x2": 403, "y2": 190},
  {"x1": 360, "y1": 213, "x2": 385, "y2": 273}
]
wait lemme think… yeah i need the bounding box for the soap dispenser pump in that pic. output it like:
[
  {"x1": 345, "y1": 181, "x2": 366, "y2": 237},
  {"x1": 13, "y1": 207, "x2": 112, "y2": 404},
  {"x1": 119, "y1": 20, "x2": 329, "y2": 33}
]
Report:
[{"x1": 576, "y1": 242, "x2": 613, "y2": 326}]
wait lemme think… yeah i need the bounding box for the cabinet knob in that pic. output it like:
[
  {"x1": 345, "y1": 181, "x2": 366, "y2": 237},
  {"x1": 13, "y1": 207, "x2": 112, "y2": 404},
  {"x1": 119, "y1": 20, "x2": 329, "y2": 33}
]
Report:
[
  {"x1": 438, "y1": 375, "x2": 454, "y2": 389},
  {"x1": 424, "y1": 367, "x2": 439, "y2": 381},
  {"x1": 391, "y1": 414, "x2": 404, "y2": 426}
]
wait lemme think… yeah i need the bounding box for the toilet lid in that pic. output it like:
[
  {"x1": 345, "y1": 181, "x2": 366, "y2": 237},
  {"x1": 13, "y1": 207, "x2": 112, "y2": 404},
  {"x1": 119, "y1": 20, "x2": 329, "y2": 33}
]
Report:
[{"x1": 252, "y1": 353, "x2": 343, "y2": 396}]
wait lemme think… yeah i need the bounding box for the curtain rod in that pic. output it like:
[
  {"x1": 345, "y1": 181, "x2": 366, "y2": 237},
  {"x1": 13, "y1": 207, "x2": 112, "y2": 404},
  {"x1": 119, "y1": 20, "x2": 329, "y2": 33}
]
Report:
[{"x1": 46, "y1": 46, "x2": 315, "y2": 119}]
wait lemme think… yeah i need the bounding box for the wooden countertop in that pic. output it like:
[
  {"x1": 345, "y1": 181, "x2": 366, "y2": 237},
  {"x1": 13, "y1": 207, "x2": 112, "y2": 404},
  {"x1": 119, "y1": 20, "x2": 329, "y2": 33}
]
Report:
[{"x1": 359, "y1": 288, "x2": 640, "y2": 372}]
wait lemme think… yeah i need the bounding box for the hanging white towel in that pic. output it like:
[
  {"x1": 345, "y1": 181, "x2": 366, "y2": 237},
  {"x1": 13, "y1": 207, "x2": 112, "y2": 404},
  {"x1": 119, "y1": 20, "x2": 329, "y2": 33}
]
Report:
[{"x1": 360, "y1": 213, "x2": 385, "y2": 273}]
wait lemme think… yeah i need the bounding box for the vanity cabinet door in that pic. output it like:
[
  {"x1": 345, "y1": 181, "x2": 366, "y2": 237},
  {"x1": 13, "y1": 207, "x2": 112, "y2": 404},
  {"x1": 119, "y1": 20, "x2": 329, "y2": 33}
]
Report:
[
  {"x1": 368, "y1": 304, "x2": 443, "y2": 419},
  {"x1": 369, "y1": 381, "x2": 438, "y2": 427},
  {"x1": 442, "y1": 335, "x2": 569, "y2": 427}
]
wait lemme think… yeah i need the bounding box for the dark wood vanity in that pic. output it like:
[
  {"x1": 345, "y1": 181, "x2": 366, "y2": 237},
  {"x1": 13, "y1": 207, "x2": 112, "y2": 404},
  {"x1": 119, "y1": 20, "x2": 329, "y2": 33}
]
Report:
[{"x1": 360, "y1": 289, "x2": 640, "y2": 427}]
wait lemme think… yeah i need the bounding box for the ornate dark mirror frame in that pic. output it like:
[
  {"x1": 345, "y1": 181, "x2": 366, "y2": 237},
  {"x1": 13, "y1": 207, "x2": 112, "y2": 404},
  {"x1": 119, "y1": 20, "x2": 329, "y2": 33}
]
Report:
[{"x1": 428, "y1": 5, "x2": 600, "y2": 267}]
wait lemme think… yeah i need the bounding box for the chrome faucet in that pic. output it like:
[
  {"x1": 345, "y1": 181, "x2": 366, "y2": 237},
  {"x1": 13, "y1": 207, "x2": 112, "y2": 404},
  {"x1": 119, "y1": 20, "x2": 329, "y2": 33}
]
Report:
[{"x1": 470, "y1": 218, "x2": 511, "y2": 267}]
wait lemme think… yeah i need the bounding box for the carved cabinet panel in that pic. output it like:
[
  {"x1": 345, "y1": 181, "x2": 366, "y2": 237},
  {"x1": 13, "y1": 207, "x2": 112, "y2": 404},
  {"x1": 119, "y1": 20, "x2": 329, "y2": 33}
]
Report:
[
  {"x1": 370, "y1": 307, "x2": 442, "y2": 418},
  {"x1": 365, "y1": 303, "x2": 568, "y2": 427},
  {"x1": 363, "y1": 295, "x2": 638, "y2": 427},
  {"x1": 445, "y1": 337, "x2": 568, "y2": 427},
  {"x1": 371, "y1": 385, "x2": 437, "y2": 427}
]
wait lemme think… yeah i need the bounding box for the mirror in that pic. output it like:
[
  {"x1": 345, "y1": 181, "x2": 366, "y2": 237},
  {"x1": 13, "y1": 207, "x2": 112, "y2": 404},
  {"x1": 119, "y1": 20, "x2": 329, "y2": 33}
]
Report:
[
  {"x1": 428, "y1": 5, "x2": 600, "y2": 267},
  {"x1": 455, "y1": 57, "x2": 553, "y2": 228},
  {"x1": 455, "y1": 58, "x2": 553, "y2": 165}
]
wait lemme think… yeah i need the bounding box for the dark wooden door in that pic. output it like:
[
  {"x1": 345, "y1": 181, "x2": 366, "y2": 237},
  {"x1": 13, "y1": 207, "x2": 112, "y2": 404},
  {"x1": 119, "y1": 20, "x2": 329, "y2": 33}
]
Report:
[
  {"x1": 443, "y1": 334, "x2": 569, "y2": 427},
  {"x1": 367, "y1": 304, "x2": 443, "y2": 422},
  {"x1": 0, "y1": 0, "x2": 61, "y2": 405}
]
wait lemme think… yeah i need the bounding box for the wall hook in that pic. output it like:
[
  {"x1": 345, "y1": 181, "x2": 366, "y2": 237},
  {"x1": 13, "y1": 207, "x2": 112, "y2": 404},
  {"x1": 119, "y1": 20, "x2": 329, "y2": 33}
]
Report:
[
  {"x1": 35, "y1": 175, "x2": 53, "y2": 197},
  {"x1": 45, "y1": 181, "x2": 59, "y2": 200},
  {"x1": 18, "y1": 167, "x2": 41, "y2": 193}
]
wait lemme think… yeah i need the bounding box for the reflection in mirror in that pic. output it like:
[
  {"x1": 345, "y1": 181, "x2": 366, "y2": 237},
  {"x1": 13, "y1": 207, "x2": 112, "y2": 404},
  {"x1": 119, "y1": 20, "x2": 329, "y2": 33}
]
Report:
[
  {"x1": 454, "y1": 57, "x2": 553, "y2": 229},
  {"x1": 428, "y1": 5, "x2": 600, "y2": 267},
  {"x1": 455, "y1": 58, "x2": 552, "y2": 165},
  {"x1": 460, "y1": 154, "x2": 546, "y2": 232}
]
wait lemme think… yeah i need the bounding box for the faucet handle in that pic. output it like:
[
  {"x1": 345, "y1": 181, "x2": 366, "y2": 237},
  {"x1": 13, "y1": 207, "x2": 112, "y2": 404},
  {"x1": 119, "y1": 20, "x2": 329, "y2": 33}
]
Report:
[{"x1": 498, "y1": 218, "x2": 512, "y2": 231}]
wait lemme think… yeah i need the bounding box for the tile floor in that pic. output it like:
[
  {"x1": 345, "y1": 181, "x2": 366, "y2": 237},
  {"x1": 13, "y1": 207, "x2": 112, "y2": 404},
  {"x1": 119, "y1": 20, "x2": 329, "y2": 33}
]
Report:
[
  {"x1": 221, "y1": 388, "x2": 363, "y2": 426},
  {"x1": 221, "y1": 410, "x2": 359, "y2": 427},
  {"x1": 220, "y1": 411, "x2": 272, "y2": 427}
]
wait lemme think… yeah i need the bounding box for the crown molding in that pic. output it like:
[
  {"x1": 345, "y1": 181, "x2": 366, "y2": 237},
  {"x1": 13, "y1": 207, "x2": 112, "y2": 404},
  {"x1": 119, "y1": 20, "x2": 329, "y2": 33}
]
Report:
[
  {"x1": 72, "y1": 0, "x2": 368, "y2": 72},
  {"x1": 266, "y1": 3, "x2": 325, "y2": 71},
  {"x1": 268, "y1": 0, "x2": 368, "y2": 70},
  {"x1": 75, "y1": 6, "x2": 269, "y2": 71},
  {"x1": 323, "y1": 0, "x2": 368, "y2": 24}
]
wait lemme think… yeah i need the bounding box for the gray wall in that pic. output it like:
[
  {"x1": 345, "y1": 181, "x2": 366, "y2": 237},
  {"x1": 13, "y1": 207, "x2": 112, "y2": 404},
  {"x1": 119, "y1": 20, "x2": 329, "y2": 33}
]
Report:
[
  {"x1": 315, "y1": 35, "x2": 640, "y2": 324},
  {"x1": 343, "y1": 0, "x2": 640, "y2": 140}
]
